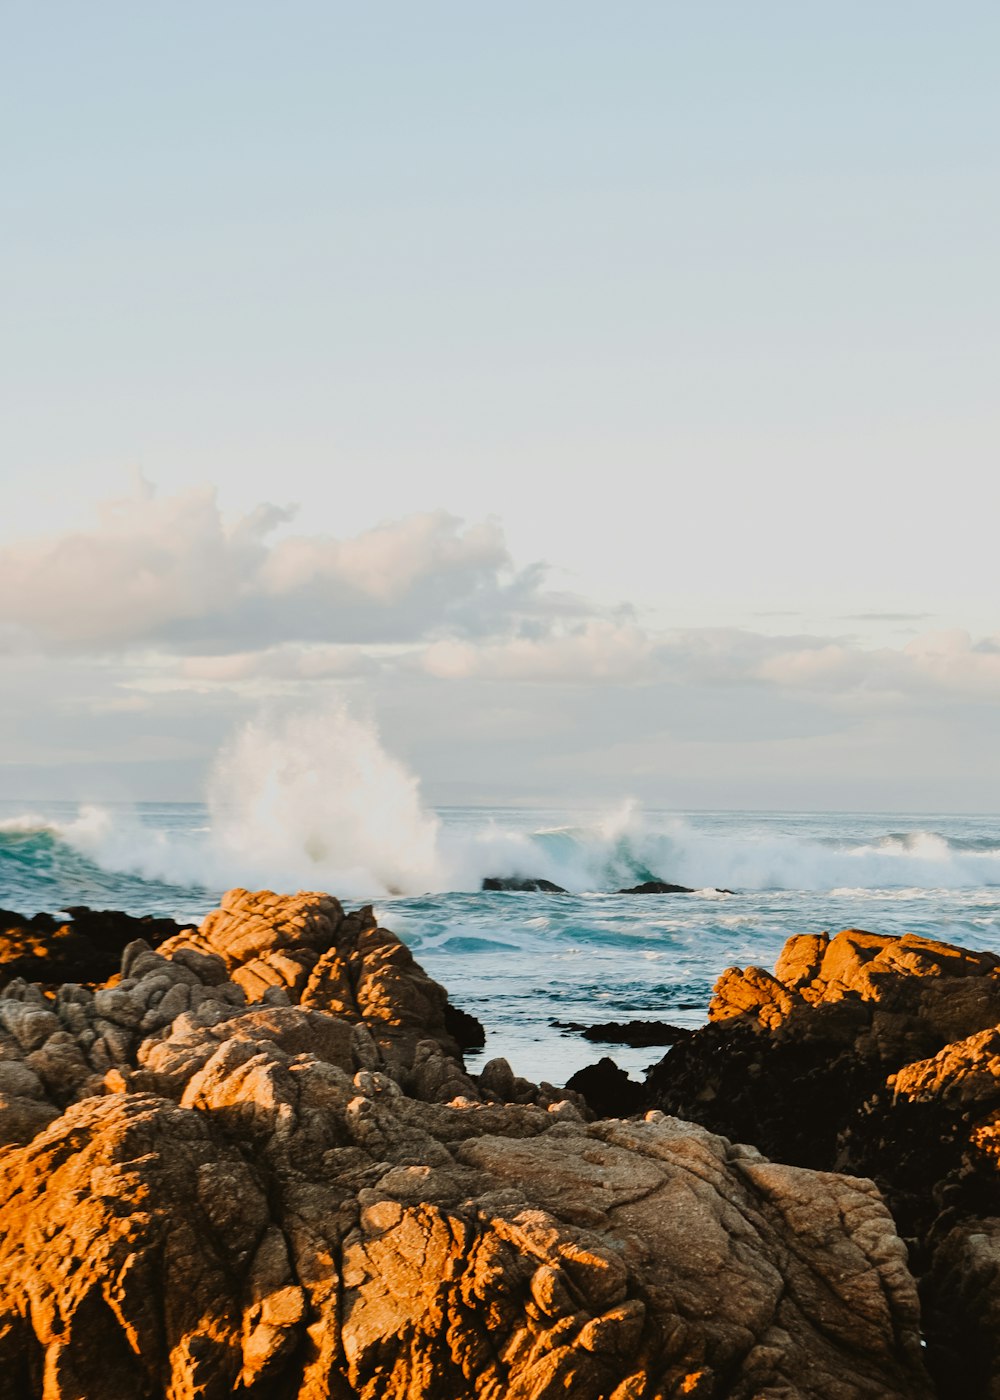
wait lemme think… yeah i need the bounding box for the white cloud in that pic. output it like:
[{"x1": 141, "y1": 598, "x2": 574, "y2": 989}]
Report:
[
  {"x1": 179, "y1": 644, "x2": 380, "y2": 682},
  {"x1": 753, "y1": 629, "x2": 1000, "y2": 702},
  {"x1": 420, "y1": 620, "x2": 655, "y2": 682},
  {"x1": 5, "y1": 479, "x2": 1000, "y2": 809},
  {"x1": 0, "y1": 481, "x2": 586, "y2": 653}
]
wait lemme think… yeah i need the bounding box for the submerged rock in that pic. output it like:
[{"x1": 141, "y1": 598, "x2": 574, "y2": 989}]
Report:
[{"x1": 0, "y1": 894, "x2": 937, "y2": 1397}]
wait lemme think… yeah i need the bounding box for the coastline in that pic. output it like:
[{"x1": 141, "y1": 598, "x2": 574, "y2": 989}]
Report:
[{"x1": 1, "y1": 889, "x2": 999, "y2": 1394}]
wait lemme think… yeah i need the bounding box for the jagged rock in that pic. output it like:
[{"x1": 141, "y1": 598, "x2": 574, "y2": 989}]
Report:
[
  {"x1": 0, "y1": 892, "x2": 940, "y2": 1396},
  {"x1": 648, "y1": 929, "x2": 1000, "y2": 1186},
  {"x1": 482, "y1": 877, "x2": 568, "y2": 893},
  {"x1": 0, "y1": 890, "x2": 492, "y2": 1149},
  {"x1": 646, "y1": 926, "x2": 1000, "y2": 1397},
  {"x1": 0, "y1": 1079, "x2": 931, "y2": 1399},
  {"x1": 159, "y1": 890, "x2": 476, "y2": 1075}
]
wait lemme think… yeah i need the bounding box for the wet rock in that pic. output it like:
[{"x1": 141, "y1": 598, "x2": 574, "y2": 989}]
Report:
[
  {"x1": 482, "y1": 876, "x2": 568, "y2": 893},
  {"x1": 616, "y1": 880, "x2": 695, "y2": 894},
  {"x1": 579, "y1": 1019, "x2": 694, "y2": 1047},
  {"x1": 566, "y1": 1056, "x2": 648, "y2": 1118}
]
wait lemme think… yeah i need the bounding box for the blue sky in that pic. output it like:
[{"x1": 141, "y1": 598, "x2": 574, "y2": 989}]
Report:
[{"x1": 2, "y1": 4, "x2": 999, "y2": 805}]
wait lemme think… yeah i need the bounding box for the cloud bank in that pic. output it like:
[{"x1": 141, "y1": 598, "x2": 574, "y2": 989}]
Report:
[
  {"x1": 0, "y1": 480, "x2": 584, "y2": 652},
  {"x1": 2, "y1": 481, "x2": 997, "y2": 806}
]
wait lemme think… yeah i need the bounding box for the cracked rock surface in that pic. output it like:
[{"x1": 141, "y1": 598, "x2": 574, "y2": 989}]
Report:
[
  {"x1": 646, "y1": 927, "x2": 1000, "y2": 1398},
  {"x1": 0, "y1": 893, "x2": 931, "y2": 1398}
]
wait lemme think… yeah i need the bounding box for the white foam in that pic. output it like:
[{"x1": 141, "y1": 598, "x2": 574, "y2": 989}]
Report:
[{"x1": 8, "y1": 701, "x2": 1000, "y2": 896}]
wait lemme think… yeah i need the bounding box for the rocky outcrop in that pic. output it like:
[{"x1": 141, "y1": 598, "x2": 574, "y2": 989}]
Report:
[
  {"x1": 0, "y1": 904, "x2": 194, "y2": 990},
  {"x1": 647, "y1": 929, "x2": 1000, "y2": 1220},
  {"x1": 0, "y1": 889, "x2": 494, "y2": 1150},
  {"x1": 0, "y1": 893, "x2": 935, "y2": 1398},
  {"x1": 0, "y1": 1083, "x2": 929, "y2": 1399},
  {"x1": 645, "y1": 927, "x2": 1000, "y2": 1397}
]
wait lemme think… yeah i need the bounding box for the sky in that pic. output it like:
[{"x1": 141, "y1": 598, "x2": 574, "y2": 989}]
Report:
[{"x1": 2, "y1": 2, "x2": 999, "y2": 809}]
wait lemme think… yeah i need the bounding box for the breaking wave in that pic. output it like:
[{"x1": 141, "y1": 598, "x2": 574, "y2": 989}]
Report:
[{"x1": 3, "y1": 705, "x2": 1000, "y2": 903}]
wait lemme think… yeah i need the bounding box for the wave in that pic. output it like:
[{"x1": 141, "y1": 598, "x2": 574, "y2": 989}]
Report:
[{"x1": 3, "y1": 705, "x2": 1000, "y2": 901}]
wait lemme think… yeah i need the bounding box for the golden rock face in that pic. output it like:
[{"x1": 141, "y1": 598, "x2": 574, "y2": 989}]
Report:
[{"x1": 0, "y1": 891, "x2": 934, "y2": 1399}]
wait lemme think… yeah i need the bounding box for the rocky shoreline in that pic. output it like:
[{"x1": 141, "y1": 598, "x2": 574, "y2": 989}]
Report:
[{"x1": 0, "y1": 894, "x2": 996, "y2": 1396}]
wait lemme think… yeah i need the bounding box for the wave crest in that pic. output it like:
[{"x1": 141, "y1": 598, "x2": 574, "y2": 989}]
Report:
[{"x1": 2, "y1": 707, "x2": 1000, "y2": 899}]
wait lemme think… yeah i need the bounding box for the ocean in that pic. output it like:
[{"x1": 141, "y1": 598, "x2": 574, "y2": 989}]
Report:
[{"x1": 3, "y1": 798, "x2": 1000, "y2": 1085}]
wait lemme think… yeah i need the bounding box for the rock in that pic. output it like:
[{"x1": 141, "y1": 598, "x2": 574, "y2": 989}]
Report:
[
  {"x1": 0, "y1": 1085, "x2": 931, "y2": 1399},
  {"x1": 647, "y1": 929, "x2": 1000, "y2": 1188},
  {"x1": 444, "y1": 998, "x2": 487, "y2": 1050},
  {"x1": 0, "y1": 891, "x2": 937, "y2": 1398},
  {"x1": 158, "y1": 892, "x2": 476, "y2": 1075},
  {"x1": 0, "y1": 905, "x2": 195, "y2": 990},
  {"x1": 482, "y1": 877, "x2": 568, "y2": 893},
  {"x1": 0, "y1": 891, "x2": 489, "y2": 1147},
  {"x1": 616, "y1": 880, "x2": 695, "y2": 894},
  {"x1": 645, "y1": 926, "x2": 1000, "y2": 1395},
  {"x1": 578, "y1": 1019, "x2": 694, "y2": 1047},
  {"x1": 923, "y1": 1216, "x2": 1000, "y2": 1399},
  {"x1": 566, "y1": 1057, "x2": 649, "y2": 1118}
]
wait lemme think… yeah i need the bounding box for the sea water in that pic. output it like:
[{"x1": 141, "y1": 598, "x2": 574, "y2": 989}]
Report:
[{"x1": 2, "y1": 797, "x2": 1000, "y2": 1084}]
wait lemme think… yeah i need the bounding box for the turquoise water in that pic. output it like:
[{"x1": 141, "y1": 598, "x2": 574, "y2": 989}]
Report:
[{"x1": 2, "y1": 800, "x2": 1000, "y2": 1083}]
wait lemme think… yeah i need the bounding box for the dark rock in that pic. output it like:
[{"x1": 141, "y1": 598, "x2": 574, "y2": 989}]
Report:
[
  {"x1": 581, "y1": 1019, "x2": 693, "y2": 1047},
  {"x1": 0, "y1": 906, "x2": 196, "y2": 991},
  {"x1": 566, "y1": 1056, "x2": 647, "y2": 1118},
  {"x1": 443, "y1": 999, "x2": 486, "y2": 1050},
  {"x1": 481, "y1": 876, "x2": 568, "y2": 893},
  {"x1": 616, "y1": 880, "x2": 695, "y2": 894}
]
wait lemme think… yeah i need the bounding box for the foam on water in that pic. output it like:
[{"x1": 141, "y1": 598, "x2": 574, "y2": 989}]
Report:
[
  {"x1": 2, "y1": 704, "x2": 1000, "y2": 1080},
  {"x1": 4, "y1": 706, "x2": 1000, "y2": 899}
]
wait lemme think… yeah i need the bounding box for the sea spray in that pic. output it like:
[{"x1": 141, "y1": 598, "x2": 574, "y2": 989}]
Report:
[
  {"x1": 206, "y1": 705, "x2": 443, "y2": 895},
  {"x1": 4, "y1": 794, "x2": 1000, "y2": 1080},
  {"x1": 3, "y1": 706, "x2": 1000, "y2": 899}
]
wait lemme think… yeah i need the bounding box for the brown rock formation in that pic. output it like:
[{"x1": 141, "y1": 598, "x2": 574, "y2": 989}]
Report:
[
  {"x1": 646, "y1": 927, "x2": 1000, "y2": 1398},
  {"x1": 0, "y1": 896, "x2": 935, "y2": 1398}
]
